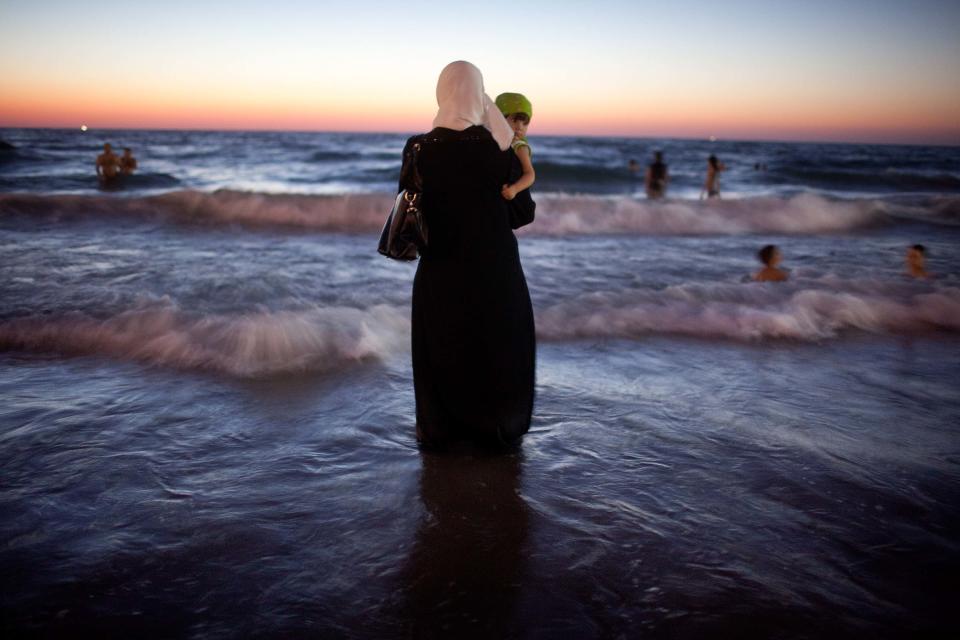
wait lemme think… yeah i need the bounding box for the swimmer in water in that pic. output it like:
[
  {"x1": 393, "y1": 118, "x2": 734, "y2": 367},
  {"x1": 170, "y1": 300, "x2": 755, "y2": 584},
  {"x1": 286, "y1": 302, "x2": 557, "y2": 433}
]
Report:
[
  {"x1": 95, "y1": 143, "x2": 120, "y2": 183},
  {"x1": 644, "y1": 151, "x2": 669, "y2": 199},
  {"x1": 119, "y1": 147, "x2": 138, "y2": 175},
  {"x1": 754, "y1": 244, "x2": 788, "y2": 282},
  {"x1": 906, "y1": 244, "x2": 930, "y2": 279},
  {"x1": 701, "y1": 154, "x2": 726, "y2": 200}
]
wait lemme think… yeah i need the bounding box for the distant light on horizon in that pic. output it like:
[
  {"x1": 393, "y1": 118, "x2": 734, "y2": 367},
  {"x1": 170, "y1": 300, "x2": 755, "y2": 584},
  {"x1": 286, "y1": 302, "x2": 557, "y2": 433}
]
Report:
[{"x1": 80, "y1": 125, "x2": 87, "y2": 132}]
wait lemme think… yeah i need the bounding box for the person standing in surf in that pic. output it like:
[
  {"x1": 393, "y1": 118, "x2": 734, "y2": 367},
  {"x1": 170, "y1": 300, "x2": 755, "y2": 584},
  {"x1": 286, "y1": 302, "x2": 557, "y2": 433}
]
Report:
[
  {"x1": 404, "y1": 61, "x2": 536, "y2": 449},
  {"x1": 906, "y1": 244, "x2": 931, "y2": 279},
  {"x1": 119, "y1": 148, "x2": 138, "y2": 176},
  {"x1": 95, "y1": 143, "x2": 120, "y2": 184},
  {"x1": 645, "y1": 150, "x2": 669, "y2": 199},
  {"x1": 701, "y1": 154, "x2": 726, "y2": 199}
]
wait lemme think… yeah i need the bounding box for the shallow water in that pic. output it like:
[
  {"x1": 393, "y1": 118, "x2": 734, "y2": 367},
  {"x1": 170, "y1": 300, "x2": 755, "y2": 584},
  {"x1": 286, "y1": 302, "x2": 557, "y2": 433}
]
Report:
[{"x1": 2, "y1": 337, "x2": 958, "y2": 638}]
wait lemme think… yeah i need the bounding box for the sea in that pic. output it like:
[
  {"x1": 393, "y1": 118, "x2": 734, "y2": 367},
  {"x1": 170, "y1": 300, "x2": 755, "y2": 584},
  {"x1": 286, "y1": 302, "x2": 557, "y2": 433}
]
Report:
[{"x1": 1, "y1": 128, "x2": 959, "y2": 638}]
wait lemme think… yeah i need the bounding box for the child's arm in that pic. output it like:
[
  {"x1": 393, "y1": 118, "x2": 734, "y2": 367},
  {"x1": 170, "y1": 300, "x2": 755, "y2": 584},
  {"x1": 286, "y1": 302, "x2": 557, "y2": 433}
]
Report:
[{"x1": 502, "y1": 145, "x2": 535, "y2": 201}]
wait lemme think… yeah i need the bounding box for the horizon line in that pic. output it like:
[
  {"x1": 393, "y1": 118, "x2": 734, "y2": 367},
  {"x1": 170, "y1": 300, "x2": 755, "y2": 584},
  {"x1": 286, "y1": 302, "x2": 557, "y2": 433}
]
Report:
[{"x1": 2, "y1": 124, "x2": 958, "y2": 149}]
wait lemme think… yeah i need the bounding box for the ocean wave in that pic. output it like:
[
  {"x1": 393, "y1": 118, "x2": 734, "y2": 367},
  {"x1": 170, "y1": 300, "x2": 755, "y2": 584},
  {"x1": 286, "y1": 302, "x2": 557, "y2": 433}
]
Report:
[
  {"x1": 108, "y1": 173, "x2": 182, "y2": 190},
  {"x1": 534, "y1": 160, "x2": 636, "y2": 189},
  {"x1": 772, "y1": 167, "x2": 960, "y2": 191},
  {"x1": 2, "y1": 283, "x2": 958, "y2": 374},
  {"x1": 889, "y1": 195, "x2": 960, "y2": 226},
  {"x1": 0, "y1": 302, "x2": 409, "y2": 377},
  {"x1": 0, "y1": 141, "x2": 45, "y2": 164},
  {"x1": 307, "y1": 150, "x2": 365, "y2": 162},
  {"x1": 535, "y1": 282, "x2": 960, "y2": 341},
  {"x1": 306, "y1": 149, "x2": 396, "y2": 163},
  {"x1": 0, "y1": 140, "x2": 18, "y2": 162},
  {"x1": 527, "y1": 192, "x2": 891, "y2": 234},
  {"x1": 0, "y1": 190, "x2": 395, "y2": 231},
  {"x1": 0, "y1": 172, "x2": 181, "y2": 193},
  {"x1": 4, "y1": 189, "x2": 959, "y2": 235}
]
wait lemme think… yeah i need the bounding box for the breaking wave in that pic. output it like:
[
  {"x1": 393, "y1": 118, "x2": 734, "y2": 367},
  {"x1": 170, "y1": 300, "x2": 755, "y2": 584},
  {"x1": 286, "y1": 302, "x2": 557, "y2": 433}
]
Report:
[
  {"x1": 0, "y1": 190, "x2": 395, "y2": 232},
  {"x1": 3, "y1": 189, "x2": 948, "y2": 235},
  {"x1": 536, "y1": 281, "x2": 960, "y2": 342},
  {"x1": 3, "y1": 281, "x2": 959, "y2": 375},
  {"x1": 0, "y1": 301, "x2": 409, "y2": 377},
  {"x1": 772, "y1": 167, "x2": 960, "y2": 192},
  {"x1": 0, "y1": 172, "x2": 181, "y2": 193},
  {"x1": 527, "y1": 193, "x2": 892, "y2": 235}
]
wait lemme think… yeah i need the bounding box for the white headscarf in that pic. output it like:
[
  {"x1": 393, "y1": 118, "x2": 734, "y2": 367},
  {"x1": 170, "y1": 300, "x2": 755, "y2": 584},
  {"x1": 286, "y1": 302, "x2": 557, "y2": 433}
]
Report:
[{"x1": 432, "y1": 61, "x2": 514, "y2": 152}]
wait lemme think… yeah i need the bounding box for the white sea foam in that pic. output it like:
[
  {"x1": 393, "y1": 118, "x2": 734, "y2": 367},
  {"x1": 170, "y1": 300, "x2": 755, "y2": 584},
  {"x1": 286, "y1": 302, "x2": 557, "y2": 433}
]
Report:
[
  {"x1": 149, "y1": 190, "x2": 394, "y2": 231},
  {"x1": 525, "y1": 192, "x2": 890, "y2": 235},
  {"x1": 0, "y1": 301, "x2": 409, "y2": 377},
  {"x1": 0, "y1": 190, "x2": 395, "y2": 232},
  {"x1": 535, "y1": 282, "x2": 960, "y2": 341},
  {"x1": 2, "y1": 190, "x2": 940, "y2": 236},
  {"x1": 3, "y1": 282, "x2": 958, "y2": 375}
]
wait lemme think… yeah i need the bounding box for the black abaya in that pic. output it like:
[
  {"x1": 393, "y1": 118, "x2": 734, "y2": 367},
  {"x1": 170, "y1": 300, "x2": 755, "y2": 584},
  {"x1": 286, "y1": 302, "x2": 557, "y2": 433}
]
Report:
[{"x1": 403, "y1": 126, "x2": 536, "y2": 448}]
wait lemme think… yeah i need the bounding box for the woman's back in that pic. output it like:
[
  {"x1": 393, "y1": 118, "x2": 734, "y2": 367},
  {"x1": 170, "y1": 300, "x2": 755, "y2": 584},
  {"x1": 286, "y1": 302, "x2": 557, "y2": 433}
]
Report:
[
  {"x1": 408, "y1": 126, "x2": 513, "y2": 262},
  {"x1": 408, "y1": 126, "x2": 535, "y2": 448}
]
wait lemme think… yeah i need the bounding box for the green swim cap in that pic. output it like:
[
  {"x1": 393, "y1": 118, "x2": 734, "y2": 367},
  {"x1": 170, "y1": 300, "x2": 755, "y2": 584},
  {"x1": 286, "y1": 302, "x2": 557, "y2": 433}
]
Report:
[{"x1": 495, "y1": 92, "x2": 532, "y2": 119}]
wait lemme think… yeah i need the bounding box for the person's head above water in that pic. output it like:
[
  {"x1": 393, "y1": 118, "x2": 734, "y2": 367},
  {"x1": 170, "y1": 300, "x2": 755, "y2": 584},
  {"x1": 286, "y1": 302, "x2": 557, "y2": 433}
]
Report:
[
  {"x1": 433, "y1": 61, "x2": 513, "y2": 151},
  {"x1": 758, "y1": 244, "x2": 781, "y2": 266},
  {"x1": 708, "y1": 154, "x2": 720, "y2": 169},
  {"x1": 103, "y1": 143, "x2": 112, "y2": 153},
  {"x1": 906, "y1": 244, "x2": 928, "y2": 277},
  {"x1": 654, "y1": 151, "x2": 664, "y2": 163},
  {"x1": 754, "y1": 244, "x2": 787, "y2": 281}
]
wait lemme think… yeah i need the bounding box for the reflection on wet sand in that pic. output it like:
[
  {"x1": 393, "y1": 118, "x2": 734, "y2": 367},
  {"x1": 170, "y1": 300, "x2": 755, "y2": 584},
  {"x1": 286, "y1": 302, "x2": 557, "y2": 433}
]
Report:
[{"x1": 399, "y1": 450, "x2": 529, "y2": 638}]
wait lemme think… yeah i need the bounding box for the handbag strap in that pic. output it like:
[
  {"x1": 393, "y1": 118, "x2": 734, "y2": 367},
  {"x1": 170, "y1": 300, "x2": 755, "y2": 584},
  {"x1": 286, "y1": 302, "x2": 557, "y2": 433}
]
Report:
[{"x1": 400, "y1": 138, "x2": 424, "y2": 193}]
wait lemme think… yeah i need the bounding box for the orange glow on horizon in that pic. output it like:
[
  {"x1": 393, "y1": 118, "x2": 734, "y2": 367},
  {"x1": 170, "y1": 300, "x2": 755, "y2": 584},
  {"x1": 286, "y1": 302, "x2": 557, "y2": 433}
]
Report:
[
  {"x1": 2, "y1": 82, "x2": 958, "y2": 145},
  {"x1": 3, "y1": 1, "x2": 959, "y2": 146}
]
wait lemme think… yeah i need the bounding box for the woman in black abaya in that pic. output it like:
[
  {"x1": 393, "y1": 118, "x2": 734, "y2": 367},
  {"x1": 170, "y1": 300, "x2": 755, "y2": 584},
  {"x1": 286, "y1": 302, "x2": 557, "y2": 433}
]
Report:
[{"x1": 402, "y1": 61, "x2": 536, "y2": 449}]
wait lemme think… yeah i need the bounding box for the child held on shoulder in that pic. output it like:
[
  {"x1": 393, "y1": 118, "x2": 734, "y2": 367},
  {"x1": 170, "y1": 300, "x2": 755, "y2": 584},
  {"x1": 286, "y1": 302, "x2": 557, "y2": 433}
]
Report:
[{"x1": 496, "y1": 92, "x2": 535, "y2": 201}]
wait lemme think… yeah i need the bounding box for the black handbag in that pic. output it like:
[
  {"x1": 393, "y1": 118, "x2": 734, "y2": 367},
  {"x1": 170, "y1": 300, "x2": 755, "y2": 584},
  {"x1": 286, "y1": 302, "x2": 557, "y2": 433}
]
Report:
[{"x1": 378, "y1": 139, "x2": 427, "y2": 260}]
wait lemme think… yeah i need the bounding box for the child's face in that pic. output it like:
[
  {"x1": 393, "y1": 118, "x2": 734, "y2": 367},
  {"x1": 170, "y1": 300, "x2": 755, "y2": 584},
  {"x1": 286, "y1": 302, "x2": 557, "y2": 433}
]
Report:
[
  {"x1": 506, "y1": 113, "x2": 529, "y2": 138},
  {"x1": 907, "y1": 247, "x2": 924, "y2": 269}
]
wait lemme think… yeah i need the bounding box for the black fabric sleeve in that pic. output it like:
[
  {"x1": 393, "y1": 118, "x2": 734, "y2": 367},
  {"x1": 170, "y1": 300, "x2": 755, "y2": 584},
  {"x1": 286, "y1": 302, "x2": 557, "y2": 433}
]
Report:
[{"x1": 506, "y1": 149, "x2": 535, "y2": 229}]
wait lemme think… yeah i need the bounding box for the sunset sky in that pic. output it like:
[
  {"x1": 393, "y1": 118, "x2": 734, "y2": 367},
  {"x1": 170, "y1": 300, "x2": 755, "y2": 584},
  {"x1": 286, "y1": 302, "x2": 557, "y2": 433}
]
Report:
[{"x1": 1, "y1": 0, "x2": 958, "y2": 144}]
